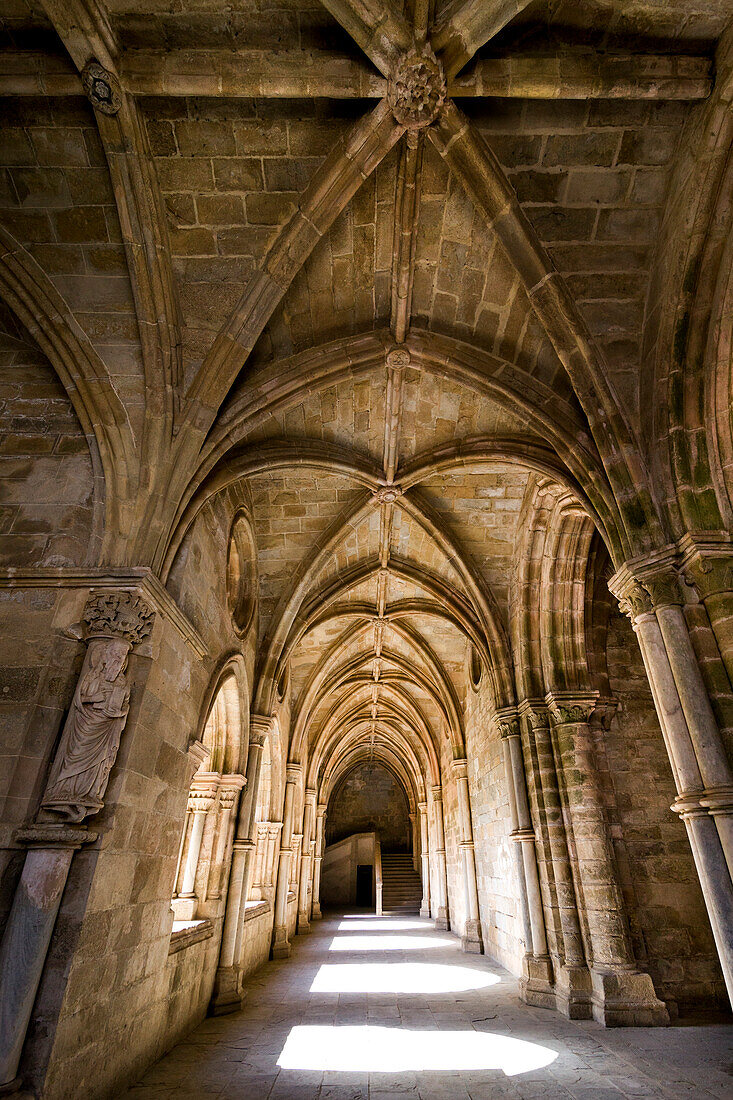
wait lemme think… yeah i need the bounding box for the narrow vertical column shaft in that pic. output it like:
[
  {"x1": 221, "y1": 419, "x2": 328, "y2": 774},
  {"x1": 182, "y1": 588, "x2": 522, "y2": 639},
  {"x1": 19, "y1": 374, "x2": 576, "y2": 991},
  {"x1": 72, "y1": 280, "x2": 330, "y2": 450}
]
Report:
[
  {"x1": 298, "y1": 789, "x2": 316, "y2": 934},
  {"x1": 272, "y1": 763, "x2": 301, "y2": 959},
  {"x1": 311, "y1": 805, "x2": 326, "y2": 920},
  {"x1": 418, "y1": 800, "x2": 431, "y2": 918},
  {"x1": 431, "y1": 784, "x2": 449, "y2": 929},
  {"x1": 451, "y1": 759, "x2": 482, "y2": 953}
]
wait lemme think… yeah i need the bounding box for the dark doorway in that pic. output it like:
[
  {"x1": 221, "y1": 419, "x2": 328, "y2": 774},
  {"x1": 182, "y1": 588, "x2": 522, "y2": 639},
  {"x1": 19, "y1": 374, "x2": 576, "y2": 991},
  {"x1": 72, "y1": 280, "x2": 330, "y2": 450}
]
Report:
[{"x1": 356, "y1": 864, "x2": 372, "y2": 907}]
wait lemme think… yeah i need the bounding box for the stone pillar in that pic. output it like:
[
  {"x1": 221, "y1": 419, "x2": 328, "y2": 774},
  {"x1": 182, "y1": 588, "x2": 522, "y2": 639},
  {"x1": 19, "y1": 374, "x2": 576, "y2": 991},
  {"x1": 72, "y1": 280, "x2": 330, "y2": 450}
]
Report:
[
  {"x1": 430, "y1": 784, "x2": 449, "y2": 930},
  {"x1": 418, "y1": 800, "x2": 431, "y2": 918},
  {"x1": 547, "y1": 692, "x2": 668, "y2": 1026},
  {"x1": 311, "y1": 804, "x2": 326, "y2": 920},
  {"x1": 409, "y1": 811, "x2": 419, "y2": 872},
  {"x1": 207, "y1": 777, "x2": 246, "y2": 900},
  {"x1": 175, "y1": 781, "x2": 217, "y2": 919},
  {"x1": 522, "y1": 704, "x2": 589, "y2": 1017},
  {"x1": 680, "y1": 540, "x2": 733, "y2": 692},
  {"x1": 612, "y1": 571, "x2": 733, "y2": 1003},
  {"x1": 0, "y1": 589, "x2": 154, "y2": 1090},
  {"x1": 450, "y1": 759, "x2": 482, "y2": 953},
  {"x1": 298, "y1": 789, "x2": 316, "y2": 934},
  {"x1": 211, "y1": 717, "x2": 268, "y2": 1014},
  {"x1": 266, "y1": 823, "x2": 282, "y2": 894},
  {"x1": 496, "y1": 710, "x2": 554, "y2": 1008},
  {"x1": 272, "y1": 763, "x2": 301, "y2": 959}
]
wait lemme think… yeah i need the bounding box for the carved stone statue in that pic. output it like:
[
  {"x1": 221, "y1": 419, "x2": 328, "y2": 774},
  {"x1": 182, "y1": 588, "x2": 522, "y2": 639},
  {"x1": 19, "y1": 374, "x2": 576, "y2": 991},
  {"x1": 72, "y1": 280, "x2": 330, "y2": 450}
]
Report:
[{"x1": 40, "y1": 590, "x2": 154, "y2": 824}]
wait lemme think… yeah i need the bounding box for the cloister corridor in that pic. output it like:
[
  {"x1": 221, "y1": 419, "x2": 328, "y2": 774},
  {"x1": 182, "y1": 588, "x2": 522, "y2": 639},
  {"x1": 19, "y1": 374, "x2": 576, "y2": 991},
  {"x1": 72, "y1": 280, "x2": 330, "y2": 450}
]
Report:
[{"x1": 125, "y1": 914, "x2": 733, "y2": 1100}]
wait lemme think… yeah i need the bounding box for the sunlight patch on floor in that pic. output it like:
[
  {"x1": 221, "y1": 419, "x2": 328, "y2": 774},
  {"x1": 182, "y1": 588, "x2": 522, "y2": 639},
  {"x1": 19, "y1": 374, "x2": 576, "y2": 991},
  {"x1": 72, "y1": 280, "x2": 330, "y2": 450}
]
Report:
[
  {"x1": 329, "y1": 934, "x2": 454, "y2": 951},
  {"x1": 337, "y1": 919, "x2": 427, "y2": 931},
  {"x1": 310, "y1": 962, "x2": 500, "y2": 993},
  {"x1": 277, "y1": 1025, "x2": 559, "y2": 1075}
]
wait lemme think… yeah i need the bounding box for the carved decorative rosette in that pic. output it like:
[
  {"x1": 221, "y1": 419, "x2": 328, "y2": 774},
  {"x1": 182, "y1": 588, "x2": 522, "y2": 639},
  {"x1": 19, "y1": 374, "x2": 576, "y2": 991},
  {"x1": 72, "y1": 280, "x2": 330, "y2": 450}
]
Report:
[
  {"x1": 81, "y1": 61, "x2": 122, "y2": 115},
  {"x1": 372, "y1": 486, "x2": 402, "y2": 505},
  {"x1": 386, "y1": 347, "x2": 411, "y2": 369},
  {"x1": 388, "y1": 47, "x2": 446, "y2": 129}
]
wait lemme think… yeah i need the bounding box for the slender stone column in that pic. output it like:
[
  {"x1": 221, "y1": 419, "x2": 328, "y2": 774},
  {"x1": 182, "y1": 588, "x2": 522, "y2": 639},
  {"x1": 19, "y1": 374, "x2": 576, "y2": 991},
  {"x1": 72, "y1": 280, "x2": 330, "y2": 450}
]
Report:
[
  {"x1": 430, "y1": 784, "x2": 449, "y2": 929},
  {"x1": 450, "y1": 759, "x2": 482, "y2": 953},
  {"x1": 176, "y1": 781, "x2": 217, "y2": 918},
  {"x1": 418, "y1": 801, "x2": 431, "y2": 918},
  {"x1": 680, "y1": 541, "x2": 733, "y2": 692},
  {"x1": 311, "y1": 804, "x2": 326, "y2": 920},
  {"x1": 207, "y1": 777, "x2": 246, "y2": 900},
  {"x1": 272, "y1": 763, "x2": 301, "y2": 959},
  {"x1": 211, "y1": 719, "x2": 268, "y2": 1013},
  {"x1": 409, "y1": 811, "x2": 419, "y2": 871},
  {"x1": 547, "y1": 692, "x2": 668, "y2": 1025},
  {"x1": 0, "y1": 589, "x2": 154, "y2": 1090},
  {"x1": 496, "y1": 710, "x2": 554, "y2": 1007},
  {"x1": 612, "y1": 574, "x2": 733, "y2": 1003},
  {"x1": 266, "y1": 823, "x2": 282, "y2": 893},
  {"x1": 298, "y1": 789, "x2": 316, "y2": 934}
]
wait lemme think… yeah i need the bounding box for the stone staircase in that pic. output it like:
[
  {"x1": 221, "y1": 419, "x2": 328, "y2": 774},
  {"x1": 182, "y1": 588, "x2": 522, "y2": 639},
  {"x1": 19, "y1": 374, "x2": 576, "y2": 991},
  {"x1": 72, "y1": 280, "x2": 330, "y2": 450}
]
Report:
[{"x1": 381, "y1": 852, "x2": 422, "y2": 914}]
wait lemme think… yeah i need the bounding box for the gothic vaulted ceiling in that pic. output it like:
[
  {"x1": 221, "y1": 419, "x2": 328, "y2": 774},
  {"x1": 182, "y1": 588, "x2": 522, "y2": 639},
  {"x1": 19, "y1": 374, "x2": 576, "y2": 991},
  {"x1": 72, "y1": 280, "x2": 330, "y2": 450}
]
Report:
[{"x1": 1, "y1": 0, "x2": 730, "y2": 782}]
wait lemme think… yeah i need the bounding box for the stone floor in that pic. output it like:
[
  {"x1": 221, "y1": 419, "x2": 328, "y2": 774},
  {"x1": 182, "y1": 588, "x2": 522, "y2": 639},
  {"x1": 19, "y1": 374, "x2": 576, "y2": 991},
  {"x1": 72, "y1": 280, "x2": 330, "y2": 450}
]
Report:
[{"x1": 125, "y1": 913, "x2": 733, "y2": 1099}]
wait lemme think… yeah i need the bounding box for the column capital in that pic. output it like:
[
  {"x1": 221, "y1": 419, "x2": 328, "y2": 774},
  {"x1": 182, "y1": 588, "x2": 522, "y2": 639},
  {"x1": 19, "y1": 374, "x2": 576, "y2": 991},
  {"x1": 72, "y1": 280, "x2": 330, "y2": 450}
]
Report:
[
  {"x1": 316, "y1": 803, "x2": 327, "y2": 816},
  {"x1": 609, "y1": 550, "x2": 684, "y2": 613},
  {"x1": 545, "y1": 691, "x2": 598, "y2": 725},
  {"x1": 418, "y1": 800, "x2": 428, "y2": 812},
  {"x1": 305, "y1": 787, "x2": 317, "y2": 803},
  {"x1": 431, "y1": 784, "x2": 443, "y2": 801},
  {"x1": 187, "y1": 790, "x2": 216, "y2": 814},
  {"x1": 678, "y1": 534, "x2": 733, "y2": 599},
  {"x1": 285, "y1": 762, "x2": 302, "y2": 783},
  {"x1": 82, "y1": 588, "x2": 155, "y2": 644},
  {"x1": 517, "y1": 699, "x2": 550, "y2": 728},
  {"x1": 219, "y1": 773, "x2": 247, "y2": 792},
  {"x1": 249, "y1": 713, "x2": 273, "y2": 745},
  {"x1": 451, "y1": 757, "x2": 469, "y2": 779},
  {"x1": 494, "y1": 708, "x2": 520, "y2": 739}
]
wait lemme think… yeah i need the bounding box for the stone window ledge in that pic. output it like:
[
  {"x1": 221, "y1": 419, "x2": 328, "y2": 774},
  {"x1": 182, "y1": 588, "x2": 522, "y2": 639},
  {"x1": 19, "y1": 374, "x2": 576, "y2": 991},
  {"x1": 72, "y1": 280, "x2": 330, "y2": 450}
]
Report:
[
  {"x1": 169, "y1": 918, "x2": 214, "y2": 955},
  {"x1": 242, "y1": 900, "x2": 270, "y2": 922}
]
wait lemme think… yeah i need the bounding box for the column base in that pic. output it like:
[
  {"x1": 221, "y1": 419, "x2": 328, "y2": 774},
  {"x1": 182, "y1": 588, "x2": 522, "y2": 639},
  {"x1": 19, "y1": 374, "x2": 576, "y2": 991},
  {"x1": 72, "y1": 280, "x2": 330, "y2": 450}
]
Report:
[
  {"x1": 591, "y1": 968, "x2": 669, "y2": 1027},
  {"x1": 555, "y1": 964, "x2": 593, "y2": 1020},
  {"x1": 297, "y1": 915, "x2": 311, "y2": 935},
  {"x1": 272, "y1": 926, "x2": 291, "y2": 959},
  {"x1": 419, "y1": 906, "x2": 430, "y2": 919},
  {"x1": 519, "y1": 954, "x2": 555, "y2": 1010},
  {"x1": 209, "y1": 966, "x2": 244, "y2": 1015},
  {"x1": 433, "y1": 907, "x2": 449, "y2": 930},
  {"x1": 311, "y1": 904, "x2": 322, "y2": 920},
  {"x1": 461, "y1": 919, "x2": 483, "y2": 954}
]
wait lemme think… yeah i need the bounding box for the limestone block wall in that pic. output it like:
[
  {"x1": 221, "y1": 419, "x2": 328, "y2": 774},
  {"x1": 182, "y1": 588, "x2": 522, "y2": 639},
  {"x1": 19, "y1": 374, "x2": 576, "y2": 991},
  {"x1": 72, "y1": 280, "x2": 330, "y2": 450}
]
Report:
[
  {"x1": 0, "y1": 325, "x2": 99, "y2": 569},
  {"x1": 464, "y1": 676, "x2": 525, "y2": 976},
  {"x1": 326, "y1": 762, "x2": 410, "y2": 851},
  {"x1": 17, "y1": 497, "x2": 264, "y2": 1098},
  {"x1": 602, "y1": 610, "x2": 725, "y2": 1010}
]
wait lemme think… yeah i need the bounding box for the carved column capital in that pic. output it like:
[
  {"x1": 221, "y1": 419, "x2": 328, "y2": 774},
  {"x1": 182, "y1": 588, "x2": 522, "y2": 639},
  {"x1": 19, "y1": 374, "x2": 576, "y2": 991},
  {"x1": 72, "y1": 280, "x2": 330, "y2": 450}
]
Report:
[
  {"x1": 451, "y1": 758, "x2": 469, "y2": 781},
  {"x1": 679, "y1": 537, "x2": 733, "y2": 600},
  {"x1": 545, "y1": 692, "x2": 598, "y2": 726},
  {"x1": 431, "y1": 784, "x2": 443, "y2": 801},
  {"x1": 249, "y1": 713, "x2": 273, "y2": 746},
  {"x1": 187, "y1": 791, "x2": 216, "y2": 815},
  {"x1": 518, "y1": 700, "x2": 550, "y2": 730},
  {"x1": 285, "y1": 762, "x2": 302, "y2": 783},
  {"x1": 83, "y1": 589, "x2": 155, "y2": 643},
  {"x1": 641, "y1": 570, "x2": 684, "y2": 610},
  {"x1": 495, "y1": 708, "x2": 521, "y2": 739}
]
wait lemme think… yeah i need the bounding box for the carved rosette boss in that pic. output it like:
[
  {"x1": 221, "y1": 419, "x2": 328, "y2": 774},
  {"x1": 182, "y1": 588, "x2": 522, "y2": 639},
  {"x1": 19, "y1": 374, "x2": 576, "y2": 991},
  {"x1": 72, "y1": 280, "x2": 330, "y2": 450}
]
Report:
[
  {"x1": 388, "y1": 47, "x2": 446, "y2": 129},
  {"x1": 40, "y1": 591, "x2": 155, "y2": 824},
  {"x1": 81, "y1": 61, "x2": 122, "y2": 115}
]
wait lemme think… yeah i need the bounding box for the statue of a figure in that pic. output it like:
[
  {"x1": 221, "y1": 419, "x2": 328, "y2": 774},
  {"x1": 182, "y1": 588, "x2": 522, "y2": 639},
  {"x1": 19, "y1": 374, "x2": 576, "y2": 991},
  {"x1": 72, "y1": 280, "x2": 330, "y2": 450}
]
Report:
[{"x1": 41, "y1": 638, "x2": 132, "y2": 823}]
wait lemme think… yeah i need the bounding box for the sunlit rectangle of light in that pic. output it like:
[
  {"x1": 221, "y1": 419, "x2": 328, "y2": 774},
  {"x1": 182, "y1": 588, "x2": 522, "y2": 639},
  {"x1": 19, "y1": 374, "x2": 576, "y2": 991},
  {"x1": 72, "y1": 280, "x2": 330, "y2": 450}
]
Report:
[
  {"x1": 329, "y1": 934, "x2": 453, "y2": 951},
  {"x1": 310, "y1": 962, "x2": 500, "y2": 994},
  {"x1": 337, "y1": 919, "x2": 428, "y2": 931},
  {"x1": 277, "y1": 1025, "x2": 558, "y2": 1076}
]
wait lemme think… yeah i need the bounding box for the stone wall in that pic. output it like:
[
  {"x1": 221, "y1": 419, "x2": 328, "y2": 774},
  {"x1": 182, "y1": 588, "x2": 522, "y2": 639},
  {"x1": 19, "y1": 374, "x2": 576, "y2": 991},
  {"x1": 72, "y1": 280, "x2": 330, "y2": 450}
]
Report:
[
  {"x1": 326, "y1": 762, "x2": 410, "y2": 851},
  {"x1": 463, "y1": 673, "x2": 525, "y2": 976}
]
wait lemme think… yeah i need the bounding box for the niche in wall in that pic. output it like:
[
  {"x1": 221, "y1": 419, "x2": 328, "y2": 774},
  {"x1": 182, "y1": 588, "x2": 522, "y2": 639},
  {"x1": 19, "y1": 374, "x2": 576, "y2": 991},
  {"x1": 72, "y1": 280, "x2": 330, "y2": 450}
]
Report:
[{"x1": 327, "y1": 762, "x2": 411, "y2": 852}]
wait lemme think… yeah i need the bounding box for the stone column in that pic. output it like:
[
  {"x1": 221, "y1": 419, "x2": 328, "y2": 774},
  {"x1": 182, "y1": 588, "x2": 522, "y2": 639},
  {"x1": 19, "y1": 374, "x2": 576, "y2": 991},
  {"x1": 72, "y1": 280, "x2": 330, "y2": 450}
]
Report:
[
  {"x1": 176, "y1": 780, "x2": 217, "y2": 919},
  {"x1": 430, "y1": 784, "x2": 449, "y2": 929},
  {"x1": 272, "y1": 763, "x2": 301, "y2": 959},
  {"x1": 405, "y1": 809, "x2": 416, "y2": 866},
  {"x1": 450, "y1": 759, "x2": 482, "y2": 953},
  {"x1": 547, "y1": 692, "x2": 668, "y2": 1026},
  {"x1": 311, "y1": 804, "x2": 326, "y2": 920},
  {"x1": 212, "y1": 719, "x2": 268, "y2": 1010},
  {"x1": 207, "y1": 776, "x2": 246, "y2": 901},
  {"x1": 298, "y1": 789, "x2": 316, "y2": 934},
  {"x1": 266, "y1": 823, "x2": 282, "y2": 894},
  {"x1": 418, "y1": 801, "x2": 431, "y2": 918},
  {"x1": 495, "y1": 710, "x2": 554, "y2": 1008},
  {"x1": 0, "y1": 589, "x2": 154, "y2": 1090},
  {"x1": 612, "y1": 572, "x2": 733, "y2": 1003},
  {"x1": 680, "y1": 540, "x2": 733, "y2": 691}
]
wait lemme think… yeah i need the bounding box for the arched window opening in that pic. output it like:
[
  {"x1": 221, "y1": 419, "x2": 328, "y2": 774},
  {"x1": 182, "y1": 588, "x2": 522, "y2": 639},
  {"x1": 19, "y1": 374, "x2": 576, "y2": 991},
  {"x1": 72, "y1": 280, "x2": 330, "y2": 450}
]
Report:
[{"x1": 171, "y1": 674, "x2": 246, "y2": 926}]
